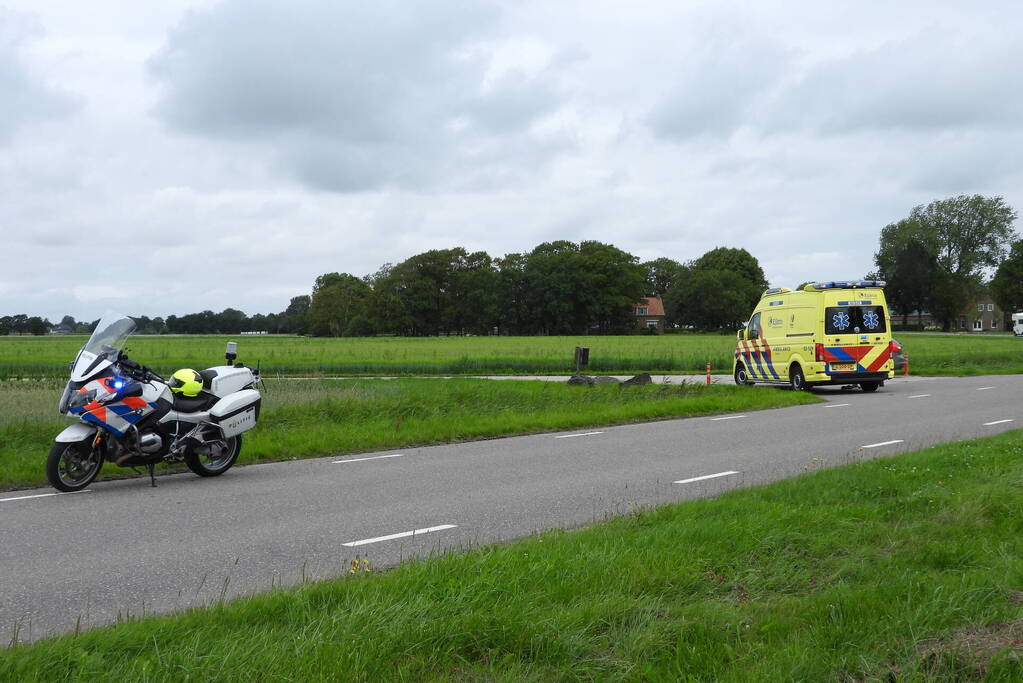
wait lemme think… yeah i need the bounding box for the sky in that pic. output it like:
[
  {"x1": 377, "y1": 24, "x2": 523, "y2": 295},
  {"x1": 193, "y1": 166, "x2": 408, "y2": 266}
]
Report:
[{"x1": 3, "y1": 0, "x2": 1021, "y2": 322}]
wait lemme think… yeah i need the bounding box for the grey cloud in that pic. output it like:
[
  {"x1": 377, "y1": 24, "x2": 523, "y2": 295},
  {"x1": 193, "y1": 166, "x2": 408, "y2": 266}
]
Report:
[
  {"x1": 149, "y1": 0, "x2": 568, "y2": 191},
  {"x1": 0, "y1": 11, "x2": 77, "y2": 142},
  {"x1": 777, "y1": 28, "x2": 1023, "y2": 134},
  {"x1": 646, "y1": 34, "x2": 791, "y2": 140}
]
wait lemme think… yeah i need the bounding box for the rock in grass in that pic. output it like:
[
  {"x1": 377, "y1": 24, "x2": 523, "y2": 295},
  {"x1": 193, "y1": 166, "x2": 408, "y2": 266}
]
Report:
[
  {"x1": 621, "y1": 373, "x2": 652, "y2": 387},
  {"x1": 593, "y1": 376, "x2": 621, "y2": 385},
  {"x1": 568, "y1": 374, "x2": 595, "y2": 386}
]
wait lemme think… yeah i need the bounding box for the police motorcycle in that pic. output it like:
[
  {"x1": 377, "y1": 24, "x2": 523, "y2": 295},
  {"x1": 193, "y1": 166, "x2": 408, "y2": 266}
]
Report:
[{"x1": 49, "y1": 312, "x2": 262, "y2": 492}]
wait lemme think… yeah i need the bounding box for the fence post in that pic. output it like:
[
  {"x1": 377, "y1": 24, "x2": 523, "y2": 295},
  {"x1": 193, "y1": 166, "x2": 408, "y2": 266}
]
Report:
[{"x1": 705, "y1": 361, "x2": 711, "y2": 385}]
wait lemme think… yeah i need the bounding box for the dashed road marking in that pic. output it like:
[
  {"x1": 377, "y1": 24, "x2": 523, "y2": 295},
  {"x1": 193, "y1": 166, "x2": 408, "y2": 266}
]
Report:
[
  {"x1": 823, "y1": 403, "x2": 850, "y2": 408},
  {"x1": 976, "y1": 386, "x2": 995, "y2": 391},
  {"x1": 709, "y1": 415, "x2": 746, "y2": 421},
  {"x1": 333, "y1": 453, "x2": 405, "y2": 464},
  {"x1": 674, "y1": 471, "x2": 739, "y2": 484},
  {"x1": 554, "y1": 431, "x2": 604, "y2": 439},
  {"x1": 862, "y1": 440, "x2": 904, "y2": 449},
  {"x1": 0, "y1": 490, "x2": 90, "y2": 504},
  {"x1": 342, "y1": 524, "x2": 457, "y2": 547},
  {"x1": 983, "y1": 419, "x2": 1014, "y2": 426},
  {"x1": 908, "y1": 394, "x2": 930, "y2": 399}
]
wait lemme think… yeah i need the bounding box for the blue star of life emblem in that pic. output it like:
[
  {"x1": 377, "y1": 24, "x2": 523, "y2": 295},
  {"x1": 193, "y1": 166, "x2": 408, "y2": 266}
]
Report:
[
  {"x1": 832, "y1": 311, "x2": 850, "y2": 330},
  {"x1": 863, "y1": 311, "x2": 880, "y2": 329}
]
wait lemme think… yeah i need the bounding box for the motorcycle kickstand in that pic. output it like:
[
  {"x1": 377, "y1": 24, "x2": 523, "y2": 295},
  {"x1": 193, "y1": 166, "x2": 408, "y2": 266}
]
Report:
[{"x1": 147, "y1": 464, "x2": 157, "y2": 488}]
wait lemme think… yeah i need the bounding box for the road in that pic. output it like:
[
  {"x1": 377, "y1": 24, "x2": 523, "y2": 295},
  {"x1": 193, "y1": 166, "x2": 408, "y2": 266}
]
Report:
[{"x1": 1, "y1": 374, "x2": 1020, "y2": 644}]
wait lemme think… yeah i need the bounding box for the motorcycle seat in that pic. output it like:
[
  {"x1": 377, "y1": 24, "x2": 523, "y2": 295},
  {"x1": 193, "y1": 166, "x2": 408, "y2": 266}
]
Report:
[{"x1": 172, "y1": 391, "x2": 219, "y2": 413}]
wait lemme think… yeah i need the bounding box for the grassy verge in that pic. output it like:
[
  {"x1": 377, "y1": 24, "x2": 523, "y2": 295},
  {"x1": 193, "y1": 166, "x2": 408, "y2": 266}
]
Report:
[
  {"x1": 0, "y1": 379, "x2": 818, "y2": 490},
  {"x1": 4, "y1": 431, "x2": 1023, "y2": 679},
  {"x1": 3, "y1": 332, "x2": 1022, "y2": 378}
]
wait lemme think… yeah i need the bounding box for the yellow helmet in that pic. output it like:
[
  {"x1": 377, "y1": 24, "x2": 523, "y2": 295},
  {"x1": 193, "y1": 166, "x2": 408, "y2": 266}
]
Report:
[{"x1": 169, "y1": 368, "x2": 203, "y2": 397}]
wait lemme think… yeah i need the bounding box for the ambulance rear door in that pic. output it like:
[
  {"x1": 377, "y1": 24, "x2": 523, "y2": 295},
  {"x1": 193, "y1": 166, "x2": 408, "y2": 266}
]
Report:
[{"x1": 819, "y1": 290, "x2": 891, "y2": 374}]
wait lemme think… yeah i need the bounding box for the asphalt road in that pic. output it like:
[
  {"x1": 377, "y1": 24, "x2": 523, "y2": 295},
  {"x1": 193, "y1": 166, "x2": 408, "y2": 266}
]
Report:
[{"x1": 1, "y1": 374, "x2": 1021, "y2": 644}]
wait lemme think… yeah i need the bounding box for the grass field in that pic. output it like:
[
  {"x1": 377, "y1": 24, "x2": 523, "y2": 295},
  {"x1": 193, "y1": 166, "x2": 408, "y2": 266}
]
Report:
[
  {"x1": 0, "y1": 331, "x2": 1021, "y2": 378},
  {"x1": 0, "y1": 378, "x2": 818, "y2": 491},
  {"x1": 4, "y1": 430, "x2": 1022, "y2": 679}
]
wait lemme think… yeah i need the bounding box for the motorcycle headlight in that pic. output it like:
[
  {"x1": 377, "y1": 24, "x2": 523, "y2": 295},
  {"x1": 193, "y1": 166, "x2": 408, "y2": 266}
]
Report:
[{"x1": 67, "y1": 389, "x2": 97, "y2": 413}]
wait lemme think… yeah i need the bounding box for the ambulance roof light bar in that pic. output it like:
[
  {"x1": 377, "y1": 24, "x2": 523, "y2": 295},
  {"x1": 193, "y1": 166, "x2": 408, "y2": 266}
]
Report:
[
  {"x1": 761, "y1": 287, "x2": 792, "y2": 297},
  {"x1": 806, "y1": 280, "x2": 886, "y2": 290}
]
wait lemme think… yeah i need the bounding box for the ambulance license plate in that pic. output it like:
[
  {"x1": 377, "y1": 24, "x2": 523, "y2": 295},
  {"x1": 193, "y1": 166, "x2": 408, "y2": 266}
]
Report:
[{"x1": 831, "y1": 363, "x2": 855, "y2": 372}]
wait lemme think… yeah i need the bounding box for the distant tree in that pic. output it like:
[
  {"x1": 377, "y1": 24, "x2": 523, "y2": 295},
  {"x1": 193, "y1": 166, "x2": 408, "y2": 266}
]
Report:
[
  {"x1": 878, "y1": 238, "x2": 939, "y2": 326},
  {"x1": 309, "y1": 272, "x2": 372, "y2": 336},
  {"x1": 691, "y1": 247, "x2": 768, "y2": 292},
  {"x1": 641, "y1": 258, "x2": 683, "y2": 297},
  {"x1": 25, "y1": 316, "x2": 51, "y2": 335},
  {"x1": 991, "y1": 239, "x2": 1023, "y2": 315},
  {"x1": 520, "y1": 240, "x2": 645, "y2": 334},
  {"x1": 664, "y1": 269, "x2": 754, "y2": 330},
  {"x1": 281, "y1": 295, "x2": 311, "y2": 334},
  {"x1": 875, "y1": 195, "x2": 1018, "y2": 330}
]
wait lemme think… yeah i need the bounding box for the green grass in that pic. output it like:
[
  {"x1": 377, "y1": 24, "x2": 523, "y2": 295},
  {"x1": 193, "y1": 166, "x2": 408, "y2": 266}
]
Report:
[
  {"x1": 1, "y1": 331, "x2": 1021, "y2": 379},
  {"x1": 0, "y1": 378, "x2": 818, "y2": 490},
  {"x1": 4, "y1": 431, "x2": 1023, "y2": 680}
]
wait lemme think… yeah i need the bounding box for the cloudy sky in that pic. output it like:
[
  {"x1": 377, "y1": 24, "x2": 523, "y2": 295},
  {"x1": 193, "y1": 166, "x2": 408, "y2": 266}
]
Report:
[{"x1": 3, "y1": 0, "x2": 1021, "y2": 321}]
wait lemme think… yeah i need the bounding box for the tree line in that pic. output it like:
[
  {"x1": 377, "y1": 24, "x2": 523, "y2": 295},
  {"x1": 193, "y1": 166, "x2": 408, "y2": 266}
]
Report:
[{"x1": 5, "y1": 193, "x2": 1019, "y2": 336}]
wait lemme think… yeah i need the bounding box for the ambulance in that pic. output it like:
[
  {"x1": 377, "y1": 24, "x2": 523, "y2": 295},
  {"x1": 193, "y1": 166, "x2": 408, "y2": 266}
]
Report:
[
  {"x1": 733, "y1": 280, "x2": 896, "y2": 392},
  {"x1": 1013, "y1": 313, "x2": 1023, "y2": 336}
]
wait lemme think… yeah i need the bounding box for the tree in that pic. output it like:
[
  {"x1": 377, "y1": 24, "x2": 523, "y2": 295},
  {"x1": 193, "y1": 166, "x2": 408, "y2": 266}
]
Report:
[
  {"x1": 691, "y1": 247, "x2": 768, "y2": 293},
  {"x1": 641, "y1": 258, "x2": 683, "y2": 297},
  {"x1": 309, "y1": 273, "x2": 372, "y2": 337},
  {"x1": 875, "y1": 195, "x2": 1018, "y2": 330},
  {"x1": 991, "y1": 239, "x2": 1023, "y2": 315},
  {"x1": 880, "y1": 238, "x2": 938, "y2": 327},
  {"x1": 519, "y1": 240, "x2": 645, "y2": 334},
  {"x1": 679, "y1": 245, "x2": 769, "y2": 321},
  {"x1": 664, "y1": 268, "x2": 753, "y2": 331}
]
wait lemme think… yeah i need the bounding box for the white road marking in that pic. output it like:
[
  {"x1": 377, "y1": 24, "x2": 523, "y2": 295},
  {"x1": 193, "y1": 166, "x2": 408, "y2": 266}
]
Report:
[
  {"x1": 983, "y1": 419, "x2": 1014, "y2": 426},
  {"x1": 554, "y1": 431, "x2": 604, "y2": 439},
  {"x1": 342, "y1": 524, "x2": 457, "y2": 547},
  {"x1": 674, "y1": 471, "x2": 739, "y2": 484},
  {"x1": 709, "y1": 415, "x2": 746, "y2": 421},
  {"x1": 332, "y1": 453, "x2": 405, "y2": 464},
  {"x1": 0, "y1": 490, "x2": 90, "y2": 504},
  {"x1": 862, "y1": 440, "x2": 904, "y2": 449},
  {"x1": 908, "y1": 394, "x2": 930, "y2": 399},
  {"x1": 976, "y1": 386, "x2": 995, "y2": 391},
  {"x1": 823, "y1": 403, "x2": 850, "y2": 408}
]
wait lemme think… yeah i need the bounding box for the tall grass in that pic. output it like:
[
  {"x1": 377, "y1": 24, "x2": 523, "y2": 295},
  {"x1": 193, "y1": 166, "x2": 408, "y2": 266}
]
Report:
[
  {"x1": 4, "y1": 431, "x2": 1023, "y2": 679},
  {"x1": 0, "y1": 379, "x2": 818, "y2": 490}
]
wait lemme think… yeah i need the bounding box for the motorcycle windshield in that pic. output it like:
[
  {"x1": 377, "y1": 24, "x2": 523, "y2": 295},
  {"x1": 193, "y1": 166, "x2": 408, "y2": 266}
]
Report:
[{"x1": 71, "y1": 311, "x2": 136, "y2": 382}]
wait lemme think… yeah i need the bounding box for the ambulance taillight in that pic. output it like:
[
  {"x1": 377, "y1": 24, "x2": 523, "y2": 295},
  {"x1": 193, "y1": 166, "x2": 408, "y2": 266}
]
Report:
[{"x1": 815, "y1": 343, "x2": 825, "y2": 362}]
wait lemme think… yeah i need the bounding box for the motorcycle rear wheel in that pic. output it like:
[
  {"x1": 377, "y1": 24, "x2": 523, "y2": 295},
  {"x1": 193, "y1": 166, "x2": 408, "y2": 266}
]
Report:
[
  {"x1": 184, "y1": 435, "x2": 241, "y2": 477},
  {"x1": 46, "y1": 441, "x2": 103, "y2": 492}
]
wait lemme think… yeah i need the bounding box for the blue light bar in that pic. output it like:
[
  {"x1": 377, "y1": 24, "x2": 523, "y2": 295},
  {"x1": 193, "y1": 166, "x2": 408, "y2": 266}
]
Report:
[{"x1": 809, "y1": 280, "x2": 886, "y2": 290}]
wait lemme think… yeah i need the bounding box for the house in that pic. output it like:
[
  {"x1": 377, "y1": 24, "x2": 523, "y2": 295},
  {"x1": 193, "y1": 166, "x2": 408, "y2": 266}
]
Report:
[
  {"x1": 635, "y1": 296, "x2": 666, "y2": 332},
  {"x1": 956, "y1": 296, "x2": 1005, "y2": 332}
]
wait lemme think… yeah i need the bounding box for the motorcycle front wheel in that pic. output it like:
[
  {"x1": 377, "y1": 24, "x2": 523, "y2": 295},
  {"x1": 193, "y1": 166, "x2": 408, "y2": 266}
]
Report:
[
  {"x1": 46, "y1": 441, "x2": 103, "y2": 492},
  {"x1": 184, "y1": 435, "x2": 241, "y2": 477}
]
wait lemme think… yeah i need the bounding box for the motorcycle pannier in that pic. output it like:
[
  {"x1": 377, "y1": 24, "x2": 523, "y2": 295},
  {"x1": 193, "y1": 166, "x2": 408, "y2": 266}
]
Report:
[{"x1": 209, "y1": 389, "x2": 261, "y2": 438}]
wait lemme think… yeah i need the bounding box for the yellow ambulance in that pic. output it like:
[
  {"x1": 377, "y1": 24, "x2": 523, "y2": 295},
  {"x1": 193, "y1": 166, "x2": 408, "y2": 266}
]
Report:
[{"x1": 733, "y1": 280, "x2": 896, "y2": 392}]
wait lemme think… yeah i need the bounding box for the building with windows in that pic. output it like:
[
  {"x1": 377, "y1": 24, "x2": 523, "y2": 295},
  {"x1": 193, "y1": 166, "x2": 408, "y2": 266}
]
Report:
[
  {"x1": 634, "y1": 296, "x2": 666, "y2": 332},
  {"x1": 956, "y1": 296, "x2": 1005, "y2": 332}
]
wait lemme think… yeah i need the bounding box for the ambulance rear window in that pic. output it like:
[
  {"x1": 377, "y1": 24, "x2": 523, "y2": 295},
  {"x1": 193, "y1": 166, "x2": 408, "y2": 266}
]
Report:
[{"x1": 825, "y1": 305, "x2": 886, "y2": 334}]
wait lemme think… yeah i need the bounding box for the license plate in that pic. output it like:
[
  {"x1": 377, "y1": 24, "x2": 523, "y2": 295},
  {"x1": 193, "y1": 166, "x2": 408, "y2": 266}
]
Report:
[{"x1": 831, "y1": 363, "x2": 855, "y2": 372}]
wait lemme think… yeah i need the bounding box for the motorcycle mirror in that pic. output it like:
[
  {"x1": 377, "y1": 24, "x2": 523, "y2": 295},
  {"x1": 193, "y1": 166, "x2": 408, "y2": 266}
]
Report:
[{"x1": 226, "y1": 341, "x2": 237, "y2": 364}]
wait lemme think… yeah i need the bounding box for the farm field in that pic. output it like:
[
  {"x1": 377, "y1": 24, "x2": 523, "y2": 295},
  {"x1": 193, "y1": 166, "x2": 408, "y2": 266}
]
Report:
[
  {"x1": 4, "y1": 430, "x2": 1023, "y2": 679},
  {"x1": 0, "y1": 378, "x2": 818, "y2": 491},
  {"x1": 0, "y1": 331, "x2": 1021, "y2": 379}
]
